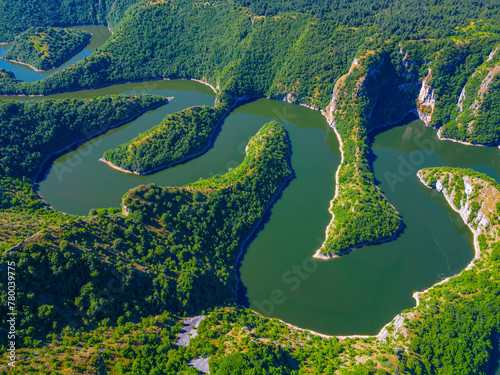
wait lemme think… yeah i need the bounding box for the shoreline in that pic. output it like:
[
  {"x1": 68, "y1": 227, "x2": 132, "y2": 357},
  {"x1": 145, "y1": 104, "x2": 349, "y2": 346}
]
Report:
[
  {"x1": 312, "y1": 110, "x2": 413, "y2": 260},
  {"x1": 249, "y1": 309, "x2": 374, "y2": 340},
  {"x1": 187, "y1": 78, "x2": 218, "y2": 94},
  {"x1": 313, "y1": 123, "x2": 343, "y2": 260},
  {"x1": 413, "y1": 171, "x2": 481, "y2": 307},
  {"x1": 1, "y1": 57, "x2": 44, "y2": 72},
  {"x1": 0, "y1": 76, "x2": 219, "y2": 98},
  {"x1": 233, "y1": 139, "x2": 294, "y2": 306},
  {"x1": 436, "y1": 127, "x2": 499, "y2": 148},
  {"x1": 33, "y1": 97, "x2": 171, "y2": 185},
  {"x1": 1, "y1": 32, "x2": 92, "y2": 73}
]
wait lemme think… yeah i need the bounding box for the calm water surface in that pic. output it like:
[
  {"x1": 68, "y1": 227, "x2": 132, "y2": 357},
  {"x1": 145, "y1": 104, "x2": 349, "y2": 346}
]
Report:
[
  {"x1": 5, "y1": 78, "x2": 500, "y2": 336},
  {"x1": 0, "y1": 26, "x2": 110, "y2": 82}
]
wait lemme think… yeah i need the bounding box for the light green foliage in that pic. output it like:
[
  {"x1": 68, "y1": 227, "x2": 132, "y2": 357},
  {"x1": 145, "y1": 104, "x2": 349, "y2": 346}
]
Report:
[
  {"x1": 0, "y1": 94, "x2": 166, "y2": 177},
  {"x1": 3, "y1": 27, "x2": 91, "y2": 70},
  {"x1": 0, "y1": 177, "x2": 67, "y2": 252},
  {"x1": 0, "y1": 121, "x2": 292, "y2": 350}
]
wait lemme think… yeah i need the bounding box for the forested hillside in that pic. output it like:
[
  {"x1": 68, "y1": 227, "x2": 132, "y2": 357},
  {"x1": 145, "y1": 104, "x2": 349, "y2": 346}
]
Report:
[
  {"x1": 2, "y1": 166, "x2": 499, "y2": 375},
  {"x1": 0, "y1": 121, "x2": 293, "y2": 359},
  {"x1": 1, "y1": 0, "x2": 500, "y2": 373},
  {"x1": 0, "y1": 94, "x2": 167, "y2": 178},
  {"x1": 3, "y1": 27, "x2": 92, "y2": 71},
  {"x1": 0, "y1": 0, "x2": 141, "y2": 42}
]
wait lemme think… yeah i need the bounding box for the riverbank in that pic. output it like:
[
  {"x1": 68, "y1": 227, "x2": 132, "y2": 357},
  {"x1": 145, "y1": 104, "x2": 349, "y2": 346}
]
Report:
[
  {"x1": 413, "y1": 170, "x2": 481, "y2": 307},
  {"x1": 234, "y1": 138, "x2": 294, "y2": 304},
  {"x1": 33, "y1": 97, "x2": 171, "y2": 184},
  {"x1": 1, "y1": 57, "x2": 44, "y2": 72},
  {"x1": 187, "y1": 78, "x2": 218, "y2": 93},
  {"x1": 312, "y1": 124, "x2": 344, "y2": 260},
  {"x1": 2, "y1": 33, "x2": 92, "y2": 72},
  {"x1": 249, "y1": 309, "x2": 375, "y2": 340},
  {"x1": 437, "y1": 127, "x2": 499, "y2": 148}
]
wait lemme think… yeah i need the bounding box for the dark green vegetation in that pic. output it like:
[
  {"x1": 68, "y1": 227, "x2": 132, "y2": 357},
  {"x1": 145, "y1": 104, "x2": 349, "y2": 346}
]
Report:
[
  {"x1": 4, "y1": 165, "x2": 500, "y2": 375},
  {"x1": 318, "y1": 49, "x2": 413, "y2": 256},
  {"x1": 0, "y1": 0, "x2": 140, "y2": 42},
  {"x1": 1, "y1": 0, "x2": 500, "y2": 373},
  {"x1": 0, "y1": 0, "x2": 499, "y2": 147},
  {"x1": 0, "y1": 121, "x2": 292, "y2": 362},
  {"x1": 0, "y1": 94, "x2": 166, "y2": 178},
  {"x1": 102, "y1": 103, "x2": 228, "y2": 174},
  {"x1": 3, "y1": 27, "x2": 92, "y2": 71},
  {"x1": 0, "y1": 0, "x2": 497, "y2": 253}
]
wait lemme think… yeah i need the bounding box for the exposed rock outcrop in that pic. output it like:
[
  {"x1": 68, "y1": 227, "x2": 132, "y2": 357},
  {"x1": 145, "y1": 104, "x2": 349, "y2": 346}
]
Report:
[{"x1": 416, "y1": 68, "x2": 435, "y2": 126}]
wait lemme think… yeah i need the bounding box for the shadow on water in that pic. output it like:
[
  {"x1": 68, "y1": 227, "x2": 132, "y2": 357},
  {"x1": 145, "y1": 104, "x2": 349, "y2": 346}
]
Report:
[
  {"x1": 236, "y1": 172, "x2": 295, "y2": 308},
  {"x1": 487, "y1": 335, "x2": 500, "y2": 375}
]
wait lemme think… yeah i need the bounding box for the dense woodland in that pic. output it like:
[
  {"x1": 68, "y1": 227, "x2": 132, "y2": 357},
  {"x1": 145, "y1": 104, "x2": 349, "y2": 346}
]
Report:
[
  {"x1": 0, "y1": 0, "x2": 140, "y2": 42},
  {"x1": 1, "y1": 168, "x2": 499, "y2": 374},
  {"x1": 0, "y1": 94, "x2": 166, "y2": 178},
  {"x1": 103, "y1": 103, "x2": 229, "y2": 174},
  {"x1": 0, "y1": 121, "x2": 293, "y2": 365},
  {"x1": 1, "y1": 0, "x2": 500, "y2": 373},
  {"x1": 3, "y1": 27, "x2": 91, "y2": 71}
]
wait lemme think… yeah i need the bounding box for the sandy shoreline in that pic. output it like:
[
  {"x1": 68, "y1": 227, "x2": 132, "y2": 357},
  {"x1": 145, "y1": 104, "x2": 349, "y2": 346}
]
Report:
[
  {"x1": 249, "y1": 309, "x2": 373, "y2": 340},
  {"x1": 313, "y1": 123, "x2": 343, "y2": 260},
  {"x1": 1, "y1": 57, "x2": 44, "y2": 72},
  {"x1": 1, "y1": 32, "x2": 93, "y2": 73}
]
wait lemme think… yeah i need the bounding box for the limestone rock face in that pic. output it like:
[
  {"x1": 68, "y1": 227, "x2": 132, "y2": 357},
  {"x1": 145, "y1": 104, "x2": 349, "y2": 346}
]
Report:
[{"x1": 417, "y1": 68, "x2": 435, "y2": 126}]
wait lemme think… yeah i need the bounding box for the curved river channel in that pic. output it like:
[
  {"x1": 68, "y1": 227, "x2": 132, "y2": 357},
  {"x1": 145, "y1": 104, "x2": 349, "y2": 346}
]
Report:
[{"x1": 2, "y1": 45, "x2": 500, "y2": 336}]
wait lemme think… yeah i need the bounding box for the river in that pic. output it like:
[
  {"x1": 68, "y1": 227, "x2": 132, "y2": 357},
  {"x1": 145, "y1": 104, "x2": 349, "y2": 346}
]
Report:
[
  {"x1": 0, "y1": 26, "x2": 111, "y2": 82},
  {"x1": 2, "y1": 74, "x2": 499, "y2": 337}
]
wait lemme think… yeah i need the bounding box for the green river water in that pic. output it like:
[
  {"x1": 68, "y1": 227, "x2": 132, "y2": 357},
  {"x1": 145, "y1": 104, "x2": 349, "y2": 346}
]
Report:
[
  {"x1": 0, "y1": 26, "x2": 111, "y2": 82},
  {"x1": 3, "y1": 77, "x2": 500, "y2": 339}
]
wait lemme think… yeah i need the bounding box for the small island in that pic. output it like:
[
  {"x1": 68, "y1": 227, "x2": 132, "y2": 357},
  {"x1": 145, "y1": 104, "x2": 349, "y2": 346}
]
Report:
[{"x1": 2, "y1": 27, "x2": 92, "y2": 71}]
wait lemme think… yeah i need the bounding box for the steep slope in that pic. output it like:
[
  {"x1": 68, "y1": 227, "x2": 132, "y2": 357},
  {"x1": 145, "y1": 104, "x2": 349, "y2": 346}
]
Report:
[
  {"x1": 315, "y1": 48, "x2": 418, "y2": 258},
  {"x1": 0, "y1": 121, "x2": 292, "y2": 347}
]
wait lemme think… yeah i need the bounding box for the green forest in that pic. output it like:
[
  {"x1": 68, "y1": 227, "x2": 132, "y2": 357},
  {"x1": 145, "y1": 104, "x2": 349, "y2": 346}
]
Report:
[
  {"x1": 102, "y1": 103, "x2": 229, "y2": 174},
  {"x1": 3, "y1": 27, "x2": 92, "y2": 71},
  {"x1": 1, "y1": 0, "x2": 500, "y2": 373},
  {"x1": 0, "y1": 121, "x2": 294, "y2": 372},
  {"x1": 1, "y1": 167, "x2": 499, "y2": 374},
  {"x1": 0, "y1": 94, "x2": 167, "y2": 178}
]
